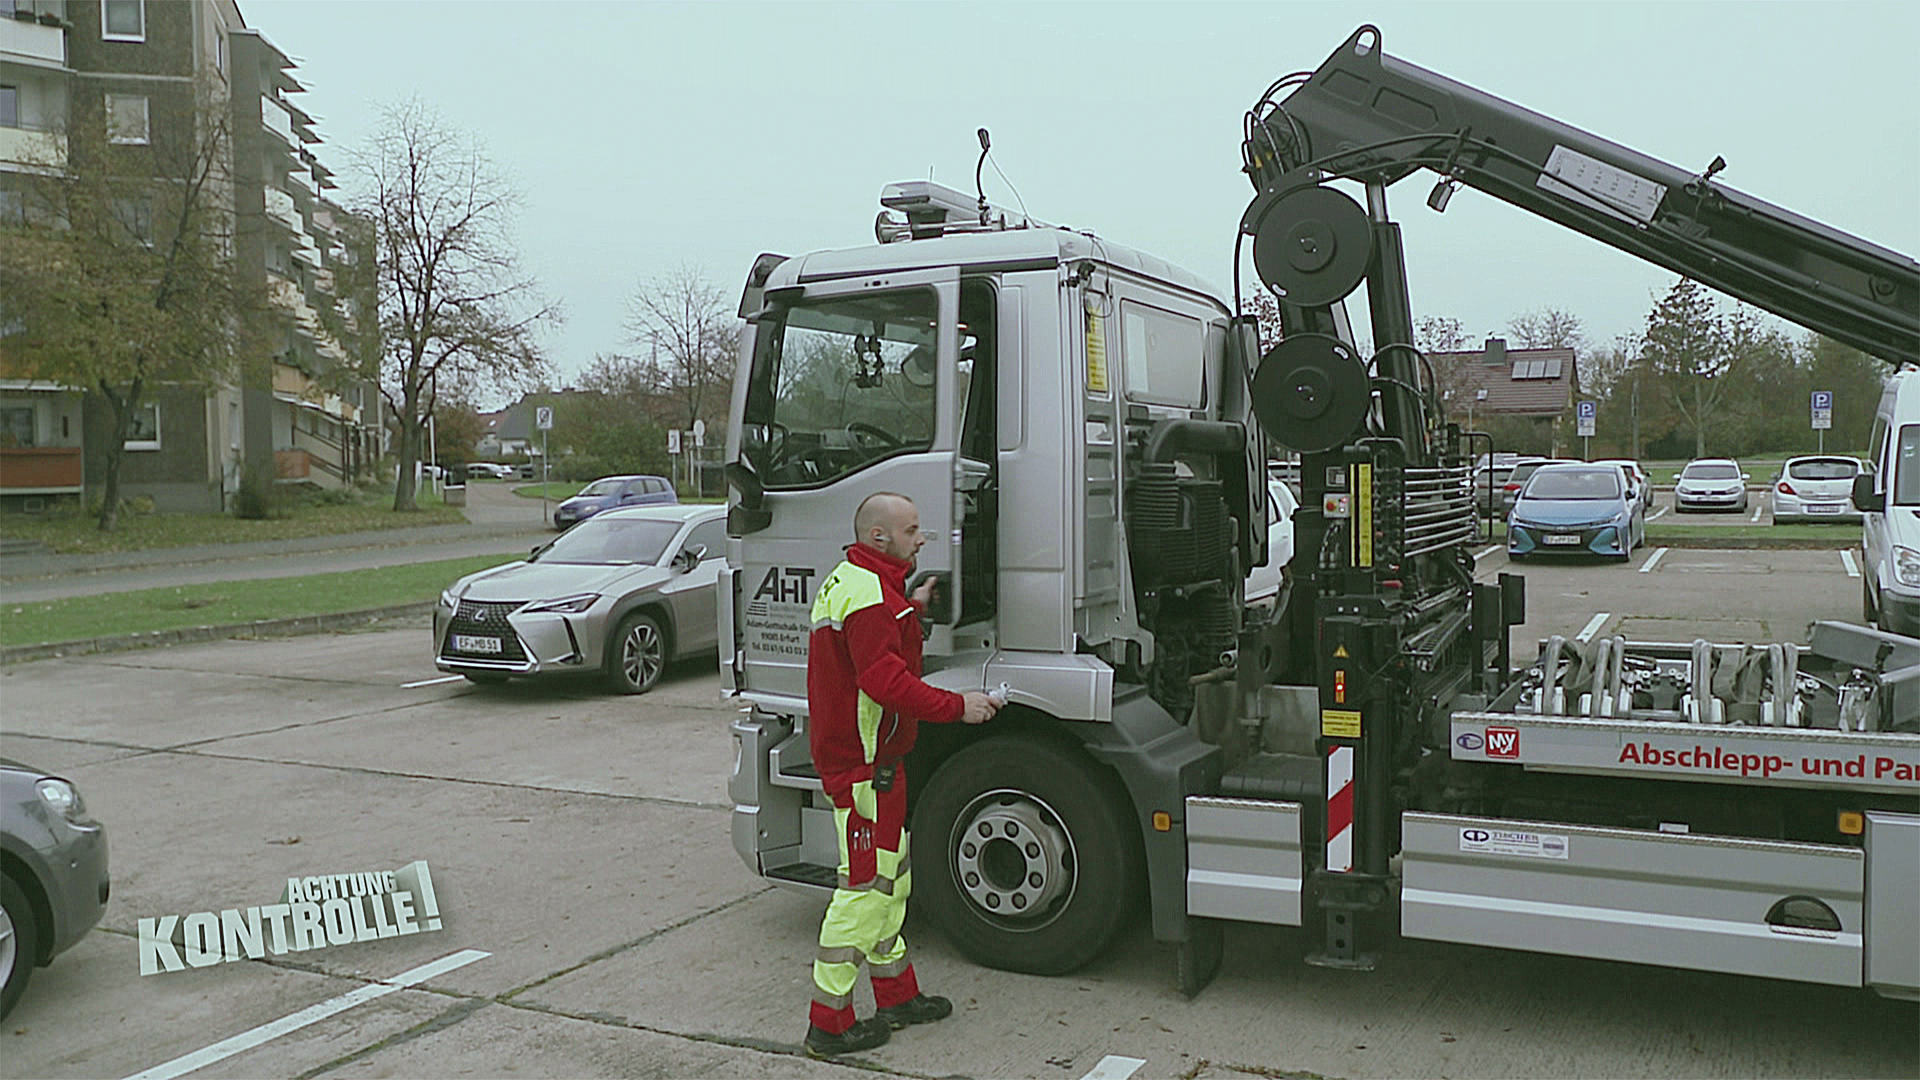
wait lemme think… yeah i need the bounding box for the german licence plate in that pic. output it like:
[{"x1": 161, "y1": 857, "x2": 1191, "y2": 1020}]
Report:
[
  {"x1": 1543, "y1": 534, "x2": 1582, "y2": 545},
  {"x1": 1808, "y1": 503, "x2": 1843, "y2": 514},
  {"x1": 453, "y1": 634, "x2": 502, "y2": 654}
]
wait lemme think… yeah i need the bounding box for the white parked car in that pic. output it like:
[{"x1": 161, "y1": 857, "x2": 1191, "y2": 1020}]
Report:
[
  {"x1": 1673, "y1": 458, "x2": 1750, "y2": 513},
  {"x1": 466, "y1": 463, "x2": 517, "y2": 479},
  {"x1": 1770, "y1": 456, "x2": 1863, "y2": 522},
  {"x1": 1245, "y1": 478, "x2": 1298, "y2": 612}
]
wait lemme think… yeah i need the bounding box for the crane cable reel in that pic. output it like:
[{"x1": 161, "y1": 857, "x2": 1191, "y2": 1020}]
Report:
[{"x1": 1243, "y1": 182, "x2": 1374, "y2": 452}]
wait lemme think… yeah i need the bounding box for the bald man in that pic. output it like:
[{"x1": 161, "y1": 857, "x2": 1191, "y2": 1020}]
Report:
[{"x1": 801, "y1": 491, "x2": 1000, "y2": 1057}]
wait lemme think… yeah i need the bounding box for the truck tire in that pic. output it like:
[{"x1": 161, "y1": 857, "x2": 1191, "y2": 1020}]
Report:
[
  {"x1": 1, "y1": 875, "x2": 37, "y2": 1021},
  {"x1": 912, "y1": 735, "x2": 1140, "y2": 975}
]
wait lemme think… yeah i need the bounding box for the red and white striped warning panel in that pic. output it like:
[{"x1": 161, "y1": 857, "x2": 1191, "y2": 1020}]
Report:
[{"x1": 1326, "y1": 745, "x2": 1354, "y2": 872}]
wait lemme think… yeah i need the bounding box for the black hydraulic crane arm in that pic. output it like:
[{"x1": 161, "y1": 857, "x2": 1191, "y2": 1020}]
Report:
[{"x1": 1244, "y1": 25, "x2": 1920, "y2": 367}]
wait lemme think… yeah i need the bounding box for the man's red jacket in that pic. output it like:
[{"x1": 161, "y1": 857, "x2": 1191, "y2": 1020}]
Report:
[{"x1": 807, "y1": 543, "x2": 964, "y2": 807}]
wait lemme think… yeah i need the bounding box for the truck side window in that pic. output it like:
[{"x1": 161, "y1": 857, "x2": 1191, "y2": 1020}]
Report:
[{"x1": 957, "y1": 279, "x2": 998, "y2": 625}]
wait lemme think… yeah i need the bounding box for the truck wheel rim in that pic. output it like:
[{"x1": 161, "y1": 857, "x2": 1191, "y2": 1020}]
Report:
[
  {"x1": 951, "y1": 788, "x2": 1074, "y2": 927},
  {"x1": 623, "y1": 623, "x2": 661, "y2": 687}
]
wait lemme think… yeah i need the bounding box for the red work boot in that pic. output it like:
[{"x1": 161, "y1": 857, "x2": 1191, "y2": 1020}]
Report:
[{"x1": 875, "y1": 993, "x2": 953, "y2": 1029}]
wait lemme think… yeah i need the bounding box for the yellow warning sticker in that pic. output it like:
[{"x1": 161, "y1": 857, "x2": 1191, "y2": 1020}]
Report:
[
  {"x1": 1085, "y1": 306, "x2": 1109, "y2": 394},
  {"x1": 1355, "y1": 463, "x2": 1374, "y2": 568},
  {"x1": 1321, "y1": 709, "x2": 1362, "y2": 738},
  {"x1": 1332, "y1": 644, "x2": 1349, "y2": 658}
]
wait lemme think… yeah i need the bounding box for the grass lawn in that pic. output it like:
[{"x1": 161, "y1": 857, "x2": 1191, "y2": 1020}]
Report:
[
  {"x1": 1641, "y1": 453, "x2": 1867, "y2": 487},
  {"x1": 1645, "y1": 522, "x2": 1859, "y2": 543},
  {"x1": 0, "y1": 489, "x2": 466, "y2": 555},
  {"x1": 0, "y1": 554, "x2": 511, "y2": 648}
]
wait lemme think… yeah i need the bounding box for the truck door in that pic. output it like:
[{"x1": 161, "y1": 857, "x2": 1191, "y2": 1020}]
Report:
[{"x1": 730, "y1": 267, "x2": 964, "y2": 706}]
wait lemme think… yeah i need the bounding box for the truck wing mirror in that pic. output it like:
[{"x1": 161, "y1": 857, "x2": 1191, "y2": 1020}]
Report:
[{"x1": 1852, "y1": 472, "x2": 1884, "y2": 512}]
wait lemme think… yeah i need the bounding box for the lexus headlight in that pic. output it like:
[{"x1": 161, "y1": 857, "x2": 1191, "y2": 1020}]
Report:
[
  {"x1": 1895, "y1": 546, "x2": 1920, "y2": 588},
  {"x1": 36, "y1": 776, "x2": 85, "y2": 819},
  {"x1": 524, "y1": 593, "x2": 600, "y2": 614}
]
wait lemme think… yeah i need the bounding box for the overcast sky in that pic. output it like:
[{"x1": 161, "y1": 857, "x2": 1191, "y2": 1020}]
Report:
[{"x1": 242, "y1": 1, "x2": 1919, "y2": 402}]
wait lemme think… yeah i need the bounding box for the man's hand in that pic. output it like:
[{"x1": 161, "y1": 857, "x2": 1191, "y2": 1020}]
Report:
[
  {"x1": 911, "y1": 575, "x2": 939, "y2": 610},
  {"x1": 959, "y1": 691, "x2": 1001, "y2": 725}
]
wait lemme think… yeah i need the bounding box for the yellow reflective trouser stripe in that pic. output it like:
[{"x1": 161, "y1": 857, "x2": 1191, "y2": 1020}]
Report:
[{"x1": 814, "y1": 807, "x2": 912, "y2": 1000}]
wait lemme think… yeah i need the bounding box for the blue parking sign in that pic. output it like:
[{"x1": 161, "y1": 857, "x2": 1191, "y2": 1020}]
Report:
[
  {"x1": 1811, "y1": 390, "x2": 1833, "y2": 410},
  {"x1": 1577, "y1": 401, "x2": 1597, "y2": 419}
]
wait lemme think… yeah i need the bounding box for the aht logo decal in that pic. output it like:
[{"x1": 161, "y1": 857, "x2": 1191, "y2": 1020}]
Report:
[
  {"x1": 1484, "y1": 727, "x2": 1521, "y2": 759},
  {"x1": 752, "y1": 566, "x2": 816, "y2": 605},
  {"x1": 1456, "y1": 732, "x2": 1484, "y2": 752}
]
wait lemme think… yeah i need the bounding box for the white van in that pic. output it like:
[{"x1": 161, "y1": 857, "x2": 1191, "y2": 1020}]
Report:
[{"x1": 1856, "y1": 367, "x2": 1920, "y2": 636}]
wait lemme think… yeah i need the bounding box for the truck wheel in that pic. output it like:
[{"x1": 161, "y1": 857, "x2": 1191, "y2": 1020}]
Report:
[
  {"x1": 606, "y1": 612, "x2": 665, "y2": 694},
  {"x1": 912, "y1": 735, "x2": 1141, "y2": 975},
  {"x1": 1, "y1": 875, "x2": 37, "y2": 1021}
]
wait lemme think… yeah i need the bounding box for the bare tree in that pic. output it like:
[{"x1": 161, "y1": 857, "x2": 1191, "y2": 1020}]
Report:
[
  {"x1": 1505, "y1": 307, "x2": 1587, "y2": 352},
  {"x1": 624, "y1": 264, "x2": 738, "y2": 438},
  {"x1": 0, "y1": 77, "x2": 238, "y2": 531},
  {"x1": 352, "y1": 99, "x2": 558, "y2": 511}
]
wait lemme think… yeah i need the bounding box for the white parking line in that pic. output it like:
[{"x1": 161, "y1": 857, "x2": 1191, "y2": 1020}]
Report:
[
  {"x1": 1575, "y1": 612, "x2": 1612, "y2": 643},
  {"x1": 1638, "y1": 547, "x2": 1669, "y2": 574},
  {"x1": 1749, "y1": 500, "x2": 1765, "y2": 523},
  {"x1": 123, "y1": 950, "x2": 490, "y2": 1080},
  {"x1": 1647, "y1": 505, "x2": 1668, "y2": 521},
  {"x1": 1842, "y1": 549, "x2": 1861, "y2": 578},
  {"x1": 1080, "y1": 1056, "x2": 1148, "y2": 1080},
  {"x1": 1474, "y1": 544, "x2": 1501, "y2": 561},
  {"x1": 402, "y1": 675, "x2": 466, "y2": 688}
]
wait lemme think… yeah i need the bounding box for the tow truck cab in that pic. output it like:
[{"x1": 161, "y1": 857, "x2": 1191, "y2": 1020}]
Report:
[{"x1": 721, "y1": 181, "x2": 1299, "y2": 974}]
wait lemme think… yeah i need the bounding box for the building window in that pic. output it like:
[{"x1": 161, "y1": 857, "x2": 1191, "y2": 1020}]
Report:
[
  {"x1": 0, "y1": 85, "x2": 18, "y2": 129},
  {"x1": 108, "y1": 93, "x2": 149, "y2": 144},
  {"x1": 101, "y1": 0, "x2": 144, "y2": 41},
  {"x1": 1, "y1": 405, "x2": 36, "y2": 448},
  {"x1": 114, "y1": 195, "x2": 152, "y2": 245},
  {"x1": 125, "y1": 401, "x2": 160, "y2": 449}
]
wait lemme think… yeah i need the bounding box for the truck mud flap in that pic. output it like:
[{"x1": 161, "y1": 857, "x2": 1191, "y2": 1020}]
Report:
[
  {"x1": 1401, "y1": 812, "x2": 1865, "y2": 988},
  {"x1": 1185, "y1": 796, "x2": 1302, "y2": 926},
  {"x1": 1865, "y1": 811, "x2": 1920, "y2": 1000}
]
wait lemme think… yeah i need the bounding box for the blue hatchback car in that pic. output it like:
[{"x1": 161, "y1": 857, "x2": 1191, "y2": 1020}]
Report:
[
  {"x1": 553, "y1": 475, "x2": 677, "y2": 530},
  {"x1": 1507, "y1": 463, "x2": 1645, "y2": 560}
]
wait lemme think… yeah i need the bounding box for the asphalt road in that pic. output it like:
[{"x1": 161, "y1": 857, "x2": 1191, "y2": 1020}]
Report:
[{"x1": 2, "y1": 547, "x2": 1913, "y2": 1080}]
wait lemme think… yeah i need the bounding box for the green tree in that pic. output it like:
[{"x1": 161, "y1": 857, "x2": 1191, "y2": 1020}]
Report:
[
  {"x1": 1642, "y1": 278, "x2": 1738, "y2": 458},
  {"x1": 0, "y1": 78, "x2": 238, "y2": 531}
]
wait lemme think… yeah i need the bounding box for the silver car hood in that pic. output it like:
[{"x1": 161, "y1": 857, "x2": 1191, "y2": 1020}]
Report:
[{"x1": 454, "y1": 560, "x2": 667, "y2": 603}]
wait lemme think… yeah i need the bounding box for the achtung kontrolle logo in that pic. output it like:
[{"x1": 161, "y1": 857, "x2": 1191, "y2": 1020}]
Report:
[{"x1": 139, "y1": 860, "x2": 444, "y2": 976}]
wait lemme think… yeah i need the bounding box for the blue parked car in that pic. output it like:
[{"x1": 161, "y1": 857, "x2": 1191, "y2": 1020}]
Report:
[
  {"x1": 1507, "y1": 462, "x2": 1645, "y2": 561},
  {"x1": 553, "y1": 475, "x2": 677, "y2": 530}
]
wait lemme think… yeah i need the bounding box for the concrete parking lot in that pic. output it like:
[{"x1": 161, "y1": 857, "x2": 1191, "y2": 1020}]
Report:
[{"x1": 1, "y1": 550, "x2": 1914, "y2": 1079}]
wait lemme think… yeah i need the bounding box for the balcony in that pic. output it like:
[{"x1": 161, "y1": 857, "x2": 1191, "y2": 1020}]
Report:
[
  {"x1": 261, "y1": 94, "x2": 295, "y2": 147},
  {"x1": 0, "y1": 16, "x2": 67, "y2": 68},
  {"x1": 0, "y1": 447, "x2": 83, "y2": 493},
  {"x1": 0, "y1": 125, "x2": 65, "y2": 173},
  {"x1": 264, "y1": 185, "x2": 305, "y2": 234}
]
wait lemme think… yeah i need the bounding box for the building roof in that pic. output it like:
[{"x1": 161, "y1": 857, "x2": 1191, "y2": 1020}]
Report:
[{"x1": 1432, "y1": 342, "x2": 1578, "y2": 417}]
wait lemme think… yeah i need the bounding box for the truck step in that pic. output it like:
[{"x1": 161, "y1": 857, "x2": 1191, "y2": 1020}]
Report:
[
  {"x1": 769, "y1": 760, "x2": 822, "y2": 791},
  {"x1": 765, "y1": 862, "x2": 838, "y2": 890}
]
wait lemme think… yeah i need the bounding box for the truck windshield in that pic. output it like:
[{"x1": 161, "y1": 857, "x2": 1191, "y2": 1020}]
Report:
[{"x1": 741, "y1": 289, "x2": 942, "y2": 489}]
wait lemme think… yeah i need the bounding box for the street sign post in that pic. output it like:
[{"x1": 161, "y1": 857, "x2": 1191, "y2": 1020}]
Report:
[
  {"x1": 537, "y1": 406, "x2": 554, "y2": 523},
  {"x1": 1576, "y1": 400, "x2": 1597, "y2": 457},
  {"x1": 1811, "y1": 390, "x2": 1832, "y2": 451}
]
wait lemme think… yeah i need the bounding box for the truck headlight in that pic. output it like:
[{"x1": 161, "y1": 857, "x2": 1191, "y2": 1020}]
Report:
[{"x1": 1895, "y1": 546, "x2": 1920, "y2": 588}]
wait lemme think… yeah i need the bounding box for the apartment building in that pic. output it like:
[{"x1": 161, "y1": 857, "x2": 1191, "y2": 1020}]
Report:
[{"x1": 0, "y1": 0, "x2": 379, "y2": 514}]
